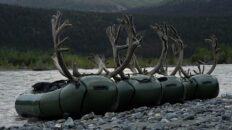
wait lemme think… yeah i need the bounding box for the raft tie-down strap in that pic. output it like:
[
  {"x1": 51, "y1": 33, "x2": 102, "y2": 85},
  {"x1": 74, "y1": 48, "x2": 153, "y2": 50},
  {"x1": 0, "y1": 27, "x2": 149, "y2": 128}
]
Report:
[
  {"x1": 58, "y1": 89, "x2": 64, "y2": 114},
  {"x1": 190, "y1": 78, "x2": 199, "y2": 98},
  {"x1": 125, "y1": 80, "x2": 136, "y2": 107},
  {"x1": 109, "y1": 80, "x2": 119, "y2": 111},
  {"x1": 181, "y1": 82, "x2": 186, "y2": 102},
  {"x1": 79, "y1": 80, "x2": 88, "y2": 116}
]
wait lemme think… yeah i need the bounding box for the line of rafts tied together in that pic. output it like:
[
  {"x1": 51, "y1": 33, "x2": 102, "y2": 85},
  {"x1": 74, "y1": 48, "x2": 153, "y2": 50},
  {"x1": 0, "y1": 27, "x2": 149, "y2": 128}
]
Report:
[{"x1": 16, "y1": 11, "x2": 220, "y2": 118}]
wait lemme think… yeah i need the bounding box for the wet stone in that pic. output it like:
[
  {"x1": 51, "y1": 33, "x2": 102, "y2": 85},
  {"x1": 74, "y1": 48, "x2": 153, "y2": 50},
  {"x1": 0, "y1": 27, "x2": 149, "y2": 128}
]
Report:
[
  {"x1": 75, "y1": 125, "x2": 85, "y2": 129},
  {"x1": 44, "y1": 121, "x2": 55, "y2": 128},
  {"x1": 170, "y1": 118, "x2": 178, "y2": 121},
  {"x1": 183, "y1": 114, "x2": 195, "y2": 120},
  {"x1": 211, "y1": 117, "x2": 220, "y2": 122},
  {"x1": 81, "y1": 112, "x2": 96, "y2": 120},
  {"x1": 111, "y1": 117, "x2": 117, "y2": 121},
  {"x1": 123, "y1": 125, "x2": 137, "y2": 130},
  {"x1": 131, "y1": 112, "x2": 144, "y2": 119},
  {"x1": 154, "y1": 113, "x2": 162, "y2": 121},
  {"x1": 160, "y1": 118, "x2": 169, "y2": 123},
  {"x1": 225, "y1": 105, "x2": 232, "y2": 109},
  {"x1": 222, "y1": 115, "x2": 231, "y2": 121},
  {"x1": 166, "y1": 113, "x2": 177, "y2": 120},
  {"x1": 104, "y1": 112, "x2": 115, "y2": 118},
  {"x1": 133, "y1": 106, "x2": 148, "y2": 112},
  {"x1": 96, "y1": 118, "x2": 105, "y2": 125},
  {"x1": 147, "y1": 111, "x2": 154, "y2": 116},
  {"x1": 154, "y1": 122, "x2": 165, "y2": 130},
  {"x1": 63, "y1": 117, "x2": 74, "y2": 128},
  {"x1": 54, "y1": 123, "x2": 61, "y2": 129},
  {"x1": 88, "y1": 124, "x2": 96, "y2": 129}
]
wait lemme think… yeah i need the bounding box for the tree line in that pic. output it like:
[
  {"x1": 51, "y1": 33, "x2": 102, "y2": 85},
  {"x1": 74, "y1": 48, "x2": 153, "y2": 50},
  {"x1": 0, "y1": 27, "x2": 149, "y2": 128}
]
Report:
[{"x1": 0, "y1": 4, "x2": 232, "y2": 59}]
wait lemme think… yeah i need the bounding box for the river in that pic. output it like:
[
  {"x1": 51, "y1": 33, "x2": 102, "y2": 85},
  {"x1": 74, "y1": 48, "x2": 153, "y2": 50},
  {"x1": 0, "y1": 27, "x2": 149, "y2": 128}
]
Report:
[{"x1": 0, "y1": 64, "x2": 231, "y2": 127}]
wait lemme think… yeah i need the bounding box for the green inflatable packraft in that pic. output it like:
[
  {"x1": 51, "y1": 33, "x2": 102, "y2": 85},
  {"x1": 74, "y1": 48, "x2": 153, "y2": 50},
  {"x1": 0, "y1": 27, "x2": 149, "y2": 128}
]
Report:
[
  {"x1": 15, "y1": 76, "x2": 118, "y2": 118},
  {"x1": 183, "y1": 80, "x2": 198, "y2": 100},
  {"x1": 190, "y1": 74, "x2": 219, "y2": 99},
  {"x1": 117, "y1": 75, "x2": 162, "y2": 110},
  {"x1": 15, "y1": 74, "x2": 219, "y2": 118},
  {"x1": 158, "y1": 76, "x2": 185, "y2": 103}
]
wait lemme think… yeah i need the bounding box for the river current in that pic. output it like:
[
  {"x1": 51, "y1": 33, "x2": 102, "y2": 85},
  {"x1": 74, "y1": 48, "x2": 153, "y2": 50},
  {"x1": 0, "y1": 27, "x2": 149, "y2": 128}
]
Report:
[{"x1": 0, "y1": 64, "x2": 231, "y2": 127}]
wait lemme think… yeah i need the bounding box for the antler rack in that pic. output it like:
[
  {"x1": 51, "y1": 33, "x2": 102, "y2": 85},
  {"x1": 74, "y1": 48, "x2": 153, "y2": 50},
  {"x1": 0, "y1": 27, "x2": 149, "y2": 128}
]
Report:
[
  {"x1": 179, "y1": 35, "x2": 220, "y2": 79},
  {"x1": 51, "y1": 11, "x2": 141, "y2": 82},
  {"x1": 106, "y1": 15, "x2": 142, "y2": 79},
  {"x1": 51, "y1": 11, "x2": 219, "y2": 82}
]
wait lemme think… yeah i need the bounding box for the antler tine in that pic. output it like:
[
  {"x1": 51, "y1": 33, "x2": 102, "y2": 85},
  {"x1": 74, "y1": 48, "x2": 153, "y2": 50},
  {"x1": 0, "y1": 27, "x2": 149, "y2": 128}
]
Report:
[
  {"x1": 127, "y1": 54, "x2": 143, "y2": 74},
  {"x1": 204, "y1": 35, "x2": 219, "y2": 74},
  {"x1": 180, "y1": 35, "x2": 219, "y2": 78},
  {"x1": 167, "y1": 25, "x2": 184, "y2": 76},
  {"x1": 108, "y1": 40, "x2": 140, "y2": 78},
  {"x1": 106, "y1": 25, "x2": 122, "y2": 67},
  {"x1": 128, "y1": 60, "x2": 137, "y2": 74},
  {"x1": 148, "y1": 24, "x2": 168, "y2": 76},
  {"x1": 88, "y1": 54, "x2": 109, "y2": 75},
  {"x1": 119, "y1": 15, "x2": 143, "y2": 74},
  {"x1": 72, "y1": 62, "x2": 82, "y2": 77},
  {"x1": 180, "y1": 67, "x2": 191, "y2": 79},
  {"x1": 51, "y1": 11, "x2": 76, "y2": 82},
  {"x1": 193, "y1": 64, "x2": 201, "y2": 75},
  {"x1": 133, "y1": 55, "x2": 143, "y2": 74},
  {"x1": 107, "y1": 15, "x2": 141, "y2": 78},
  {"x1": 106, "y1": 24, "x2": 127, "y2": 79}
]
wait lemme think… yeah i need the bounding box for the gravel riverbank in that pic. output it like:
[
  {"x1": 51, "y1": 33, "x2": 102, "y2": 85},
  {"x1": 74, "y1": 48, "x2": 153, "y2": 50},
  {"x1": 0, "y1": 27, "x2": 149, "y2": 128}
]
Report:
[{"x1": 2, "y1": 94, "x2": 232, "y2": 130}]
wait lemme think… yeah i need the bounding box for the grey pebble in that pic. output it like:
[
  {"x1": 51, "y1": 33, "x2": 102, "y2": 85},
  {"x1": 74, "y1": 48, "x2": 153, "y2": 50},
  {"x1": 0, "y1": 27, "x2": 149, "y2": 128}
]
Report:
[
  {"x1": 104, "y1": 112, "x2": 115, "y2": 118},
  {"x1": 160, "y1": 118, "x2": 169, "y2": 123},
  {"x1": 183, "y1": 114, "x2": 195, "y2": 120},
  {"x1": 81, "y1": 112, "x2": 96, "y2": 120},
  {"x1": 63, "y1": 117, "x2": 75, "y2": 128},
  {"x1": 166, "y1": 112, "x2": 177, "y2": 120},
  {"x1": 222, "y1": 115, "x2": 231, "y2": 121},
  {"x1": 6, "y1": 97, "x2": 232, "y2": 130}
]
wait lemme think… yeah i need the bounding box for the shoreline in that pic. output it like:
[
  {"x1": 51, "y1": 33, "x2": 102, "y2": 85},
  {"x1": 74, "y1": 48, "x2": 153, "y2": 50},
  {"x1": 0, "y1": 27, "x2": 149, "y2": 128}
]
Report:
[
  {"x1": 0, "y1": 63, "x2": 230, "y2": 71},
  {"x1": 2, "y1": 94, "x2": 232, "y2": 129}
]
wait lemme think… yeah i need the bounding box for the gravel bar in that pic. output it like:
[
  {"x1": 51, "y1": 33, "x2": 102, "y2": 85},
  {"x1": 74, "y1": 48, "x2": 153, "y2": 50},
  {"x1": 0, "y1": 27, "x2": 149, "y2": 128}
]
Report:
[{"x1": 2, "y1": 94, "x2": 232, "y2": 130}]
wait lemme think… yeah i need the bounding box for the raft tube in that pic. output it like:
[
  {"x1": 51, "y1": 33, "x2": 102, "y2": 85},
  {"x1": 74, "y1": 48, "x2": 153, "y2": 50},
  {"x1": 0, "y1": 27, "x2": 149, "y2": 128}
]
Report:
[
  {"x1": 15, "y1": 75, "x2": 118, "y2": 118},
  {"x1": 15, "y1": 74, "x2": 219, "y2": 118},
  {"x1": 117, "y1": 75, "x2": 162, "y2": 111},
  {"x1": 158, "y1": 76, "x2": 186, "y2": 103}
]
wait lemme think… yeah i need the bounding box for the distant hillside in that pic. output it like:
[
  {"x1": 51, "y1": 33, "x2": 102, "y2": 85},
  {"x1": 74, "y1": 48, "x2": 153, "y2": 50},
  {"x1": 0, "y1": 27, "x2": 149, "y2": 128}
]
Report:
[
  {"x1": 127, "y1": 0, "x2": 232, "y2": 16},
  {"x1": 1, "y1": 0, "x2": 232, "y2": 16},
  {"x1": 0, "y1": 0, "x2": 163, "y2": 12},
  {"x1": 0, "y1": 4, "x2": 232, "y2": 58}
]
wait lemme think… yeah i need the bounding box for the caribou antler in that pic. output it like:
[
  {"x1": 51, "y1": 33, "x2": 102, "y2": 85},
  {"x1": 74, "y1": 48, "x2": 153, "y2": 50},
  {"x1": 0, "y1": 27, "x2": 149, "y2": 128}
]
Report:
[
  {"x1": 106, "y1": 15, "x2": 141, "y2": 79},
  {"x1": 51, "y1": 11, "x2": 77, "y2": 82},
  {"x1": 168, "y1": 25, "x2": 184, "y2": 76},
  {"x1": 51, "y1": 12, "x2": 140, "y2": 81},
  {"x1": 147, "y1": 24, "x2": 168, "y2": 76},
  {"x1": 88, "y1": 54, "x2": 110, "y2": 75},
  {"x1": 180, "y1": 35, "x2": 220, "y2": 78},
  {"x1": 204, "y1": 35, "x2": 220, "y2": 74},
  {"x1": 106, "y1": 24, "x2": 126, "y2": 79},
  {"x1": 52, "y1": 11, "x2": 109, "y2": 81},
  {"x1": 128, "y1": 54, "x2": 143, "y2": 74},
  {"x1": 147, "y1": 25, "x2": 184, "y2": 76}
]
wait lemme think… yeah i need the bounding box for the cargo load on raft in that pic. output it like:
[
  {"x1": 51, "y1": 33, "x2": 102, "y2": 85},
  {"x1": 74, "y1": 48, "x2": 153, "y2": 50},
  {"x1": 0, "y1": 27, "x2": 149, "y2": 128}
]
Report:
[{"x1": 15, "y1": 11, "x2": 220, "y2": 118}]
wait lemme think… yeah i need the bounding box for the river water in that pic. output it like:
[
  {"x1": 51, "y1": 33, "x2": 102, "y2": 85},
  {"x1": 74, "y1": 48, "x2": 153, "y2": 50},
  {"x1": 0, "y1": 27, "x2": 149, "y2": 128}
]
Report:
[{"x1": 0, "y1": 64, "x2": 232, "y2": 127}]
